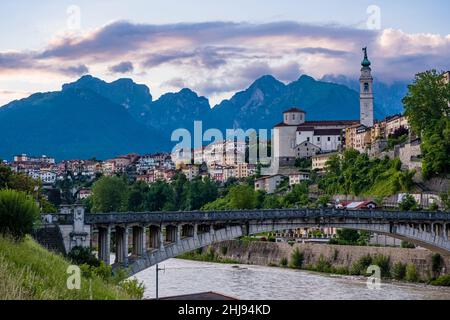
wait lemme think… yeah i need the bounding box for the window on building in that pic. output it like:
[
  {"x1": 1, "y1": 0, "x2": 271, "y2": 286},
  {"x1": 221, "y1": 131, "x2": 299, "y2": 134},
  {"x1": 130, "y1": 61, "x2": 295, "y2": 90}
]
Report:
[
  {"x1": 292, "y1": 114, "x2": 295, "y2": 120},
  {"x1": 307, "y1": 137, "x2": 310, "y2": 142},
  {"x1": 317, "y1": 137, "x2": 321, "y2": 142},
  {"x1": 328, "y1": 137, "x2": 331, "y2": 142},
  {"x1": 364, "y1": 83, "x2": 369, "y2": 92}
]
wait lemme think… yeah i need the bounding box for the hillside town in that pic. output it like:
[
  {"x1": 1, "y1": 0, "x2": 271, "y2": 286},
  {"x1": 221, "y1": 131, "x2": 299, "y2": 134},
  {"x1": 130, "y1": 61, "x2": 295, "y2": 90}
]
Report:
[{"x1": 1, "y1": 51, "x2": 448, "y2": 212}]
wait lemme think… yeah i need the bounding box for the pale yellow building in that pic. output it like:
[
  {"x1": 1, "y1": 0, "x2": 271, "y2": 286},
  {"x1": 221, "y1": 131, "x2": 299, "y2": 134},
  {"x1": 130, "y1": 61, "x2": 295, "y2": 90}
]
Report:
[{"x1": 312, "y1": 153, "x2": 340, "y2": 172}]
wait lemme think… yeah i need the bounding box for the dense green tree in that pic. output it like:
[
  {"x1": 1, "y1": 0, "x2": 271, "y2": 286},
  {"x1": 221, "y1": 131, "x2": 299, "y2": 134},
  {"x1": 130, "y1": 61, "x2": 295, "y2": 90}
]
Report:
[
  {"x1": 403, "y1": 70, "x2": 450, "y2": 179},
  {"x1": 91, "y1": 176, "x2": 128, "y2": 213},
  {"x1": 146, "y1": 180, "x2": 175, "y2": 211},
  {"x1": 403, "y1": 70, "x2": 450, "y2": 134},
  {"x1": 228, "y1": 185, "x2": 257, "y2": 209},
  {"x1": 262, "y1": 194, "x2": 282, "y2": 209},
  {"x1": 0, "y1": 189, "x2": 40, "y2": 240},
  {"x1": 399, "y1": 194, "x2": 418, "y2": 211},
  {"x1": 127, "y1": 181, "x2": 149, "y2": 212},
  {"x1": 283, "y1": 183, "x2": 309, "y2": 207},
  {"x1": 171, "y1": 173, "x2": 189, "y2": 210}
]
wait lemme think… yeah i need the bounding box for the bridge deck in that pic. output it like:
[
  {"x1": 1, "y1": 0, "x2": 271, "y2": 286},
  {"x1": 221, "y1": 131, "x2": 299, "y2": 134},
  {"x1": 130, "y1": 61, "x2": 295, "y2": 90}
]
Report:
[{"x1": 85, "y1": 209, "x2": 450, "y2": 225}]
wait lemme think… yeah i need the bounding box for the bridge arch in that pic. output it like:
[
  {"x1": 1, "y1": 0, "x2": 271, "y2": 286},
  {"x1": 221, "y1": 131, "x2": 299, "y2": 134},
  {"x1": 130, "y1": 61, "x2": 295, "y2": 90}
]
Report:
[{"x1": 123, "y1": 221, "x2": 450, "y2": 275}]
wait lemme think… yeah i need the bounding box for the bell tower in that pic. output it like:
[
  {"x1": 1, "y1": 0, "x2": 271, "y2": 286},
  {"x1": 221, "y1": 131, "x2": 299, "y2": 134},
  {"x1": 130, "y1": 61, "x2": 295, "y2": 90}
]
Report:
[{"x1": 360, "y1": 47, "x2": 374, "y2": 127}]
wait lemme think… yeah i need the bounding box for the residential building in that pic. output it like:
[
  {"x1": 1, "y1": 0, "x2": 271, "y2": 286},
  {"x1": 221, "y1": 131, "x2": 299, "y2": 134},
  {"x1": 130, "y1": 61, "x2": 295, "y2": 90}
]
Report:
[
  {"x1": 384, "y1": 114, "x2": 409, "y2": 137},
  {"x1": 234, "y1": 163, "x2": 257, "y2": 179},
  {"x1": 13, "y1": 154, "x2": 56, "y2": 164},
  {"x1": 254, "y1": 174, "x2": 285, "y2": 194},
  {"x1": 396, "y1": 138, "x2": 422, "y2": 170},
  {"x1": 182, "y1": 165, "x2": 200, "y2": 181},
  {"x1": 312, "y1": 152, "x2": 339, "y2": 172},
  {"x1": 345, "y1": 124, "x2": 372, "y2": 153},
  {"x1": 29, "y1": 170, "x2": 57, "y2": 185},
  {"x1": 77, "y1": 189, "x2": 92, "y2": 200},
  {"x1": 136, "y1": 172, "x2": 155, "y2": 184},
  {"x1": 289, "y1": 172, "x2": 311, "y2": 186}
]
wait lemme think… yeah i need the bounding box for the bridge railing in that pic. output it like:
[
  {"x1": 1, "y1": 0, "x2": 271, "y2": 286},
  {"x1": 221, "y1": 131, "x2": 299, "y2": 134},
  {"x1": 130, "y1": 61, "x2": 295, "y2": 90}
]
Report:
[{"x1": 83, "y1": 209, "x2": 450, "y2": 225}]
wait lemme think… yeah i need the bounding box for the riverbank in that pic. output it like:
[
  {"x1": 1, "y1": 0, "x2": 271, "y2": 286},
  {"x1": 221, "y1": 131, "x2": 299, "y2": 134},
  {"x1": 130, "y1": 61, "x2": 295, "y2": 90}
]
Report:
[
  {"x1": 179, "y1": 240, "x2": 450, "y2": 284},
  {"x1": 0, "y1": 236, "x2": 134, "y2": 300}
]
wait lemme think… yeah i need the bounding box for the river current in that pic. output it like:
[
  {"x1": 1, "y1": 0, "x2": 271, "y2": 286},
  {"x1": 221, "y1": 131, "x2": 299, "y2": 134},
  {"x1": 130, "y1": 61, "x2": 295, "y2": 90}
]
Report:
[{"x1": 134, "y1": 259, "x2": 450, "y2": 300}]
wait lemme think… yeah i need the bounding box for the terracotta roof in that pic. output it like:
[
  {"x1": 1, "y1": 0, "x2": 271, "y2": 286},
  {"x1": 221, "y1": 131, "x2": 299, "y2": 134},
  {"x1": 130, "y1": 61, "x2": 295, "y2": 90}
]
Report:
[{"x1": 283, "y1": 108, "x2": 306, "y2": 114}]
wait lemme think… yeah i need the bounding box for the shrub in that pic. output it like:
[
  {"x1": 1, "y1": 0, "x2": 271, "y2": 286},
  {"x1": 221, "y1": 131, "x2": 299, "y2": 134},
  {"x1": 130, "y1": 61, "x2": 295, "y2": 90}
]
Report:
[
  {"x1": 0, "y1": 189, "x2": 40, "y2": 240},
  {"x1": 431, "y1": 275, "x2": 450, "y2": 286},
  {"x1": 220, "y1": 246, "x2": 228, "y2": 256},
  {"x1": 119, "y1": 278, "x2": 145, "y2": 299},
  {"x1": 315, "y1": 255, "x2": 332, "y2": 273},
  {"x1": 350, "y1": 254, "x2": 373, "y2": 275},
  {"x1": 205, "y1": 246, "x2": 216, "y2": 261},
  {"x1": 432, "y1": 253, "x2": 443, "y2": 275},
  {"x1": 372, "y1": 254, "x2": 391, "y2": 278},
  {"x1": 332, "y1": 249, "x2": 339, "y2": 262},
  {"x1": 280, "y1": 257, "x2": 288, "y2": 267},
  {"x1": 405, "y1": 263, "x2": 420, "y2": 282},
  {"x1": 68, "y1": 246, "x2": 100, "y2": 267},
  {"x1": 391, "y1": 262, "x2": 407, "y2": 280},
  {"x1": 289, "y1": 248, "x2": 304, "y2": 269},
  {"x1": 401, "y1": 241, "x2": 416, "y2": 249}
]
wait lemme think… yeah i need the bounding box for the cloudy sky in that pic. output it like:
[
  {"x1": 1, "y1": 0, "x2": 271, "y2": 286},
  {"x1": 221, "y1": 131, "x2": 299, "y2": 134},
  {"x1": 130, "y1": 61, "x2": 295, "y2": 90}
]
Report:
[{"x1": 0, "y1": 0, "x2": 449, "y2": 106}]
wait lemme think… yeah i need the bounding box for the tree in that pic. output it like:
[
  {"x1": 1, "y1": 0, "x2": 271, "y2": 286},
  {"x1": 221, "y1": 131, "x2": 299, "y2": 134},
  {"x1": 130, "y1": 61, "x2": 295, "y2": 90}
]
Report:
[
  {"x1": 399, "y1": 194, "x2": 418, "y2": 211},
  {"x1": 262, "y1": 195, "x2": 282, "y2": 209},
  {"x1": 0, "y1": 189, "x2": 40, "y2": 240},
  {"x1": 283, "y1": 183, "x2": 309, "y2": 207},
  {"x1": 403, "y1": 70, "x2": 450, "y2": 179},
  {"x1": 92, "y1": 176, "x2": 128, "y2": 213},
  {"x1": 127, "y1": 181, "x2": 149, "y2": 212},
  {"x1": 228, "y1": 185, "x2": 257, "y2": 209},
  {"x1": 146, "y1": 181, "x2": 175, "y2": 211},
  {"x1": 403, "y1": 70, "x2": 450, "y2": 135}
]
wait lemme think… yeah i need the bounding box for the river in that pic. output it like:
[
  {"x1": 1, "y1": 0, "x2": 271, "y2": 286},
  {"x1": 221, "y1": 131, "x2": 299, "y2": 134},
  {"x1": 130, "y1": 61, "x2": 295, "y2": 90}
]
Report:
[{"x1": 133, "y1": 259, "x2": 450, "y2": 300}]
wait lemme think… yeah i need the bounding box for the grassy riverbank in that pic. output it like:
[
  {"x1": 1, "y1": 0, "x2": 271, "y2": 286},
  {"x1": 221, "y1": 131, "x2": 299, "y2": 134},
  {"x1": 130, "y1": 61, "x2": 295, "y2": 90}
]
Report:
[{"x1": 0, "y1": 236, "x2": 133, "y2": 300}]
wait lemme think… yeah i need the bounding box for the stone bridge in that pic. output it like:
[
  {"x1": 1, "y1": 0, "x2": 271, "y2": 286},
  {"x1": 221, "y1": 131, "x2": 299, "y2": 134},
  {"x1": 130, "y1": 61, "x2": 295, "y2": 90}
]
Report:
[{"x1": 51, "y1": 205, "x2": 450, "y2": 276}]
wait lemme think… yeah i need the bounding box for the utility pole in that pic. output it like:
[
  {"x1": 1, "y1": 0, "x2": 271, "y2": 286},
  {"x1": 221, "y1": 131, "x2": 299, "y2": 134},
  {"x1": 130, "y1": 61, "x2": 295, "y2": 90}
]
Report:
[{"x1": 155, "y1": 264, "x2": 164, "y2": 300}]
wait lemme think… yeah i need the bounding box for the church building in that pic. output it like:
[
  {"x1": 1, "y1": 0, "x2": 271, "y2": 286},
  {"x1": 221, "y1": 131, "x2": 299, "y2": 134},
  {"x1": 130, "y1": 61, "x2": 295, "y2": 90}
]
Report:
[{"x1": 272, "y1": 47, "x2": 374, "y2": 169}]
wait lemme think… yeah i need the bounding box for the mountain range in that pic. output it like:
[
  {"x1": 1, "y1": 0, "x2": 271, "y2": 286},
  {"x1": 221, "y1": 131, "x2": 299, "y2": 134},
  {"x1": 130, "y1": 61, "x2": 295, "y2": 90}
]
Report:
[{"x1": 0, "y1": 74, "x2": 406, "y2": 160}]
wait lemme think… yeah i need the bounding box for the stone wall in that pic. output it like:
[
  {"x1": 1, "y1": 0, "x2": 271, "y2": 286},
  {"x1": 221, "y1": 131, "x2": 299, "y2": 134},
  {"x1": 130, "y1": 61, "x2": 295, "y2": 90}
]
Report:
[{"x1": 210, "y1": 240, "x2": 450, "y2": 279}]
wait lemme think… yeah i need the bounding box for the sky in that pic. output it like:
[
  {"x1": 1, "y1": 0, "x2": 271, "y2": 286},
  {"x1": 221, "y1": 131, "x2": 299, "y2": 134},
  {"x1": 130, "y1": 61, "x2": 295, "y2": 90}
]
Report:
[{"x1": 0, "y1": 0, "x2": 449, "y2": 106}]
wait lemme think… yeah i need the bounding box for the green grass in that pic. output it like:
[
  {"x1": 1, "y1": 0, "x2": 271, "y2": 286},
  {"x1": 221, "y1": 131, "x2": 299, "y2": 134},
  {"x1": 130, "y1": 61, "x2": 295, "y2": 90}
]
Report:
[
  {"x1": 0, "y1": 236, "x2": 133, "y2": 300},
  {"x1": 177, "y1": 247, "x2": 239, "y2": 265},
  {"x1": 363, "y1": 168, "x2": 402, "y2": 197}
]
